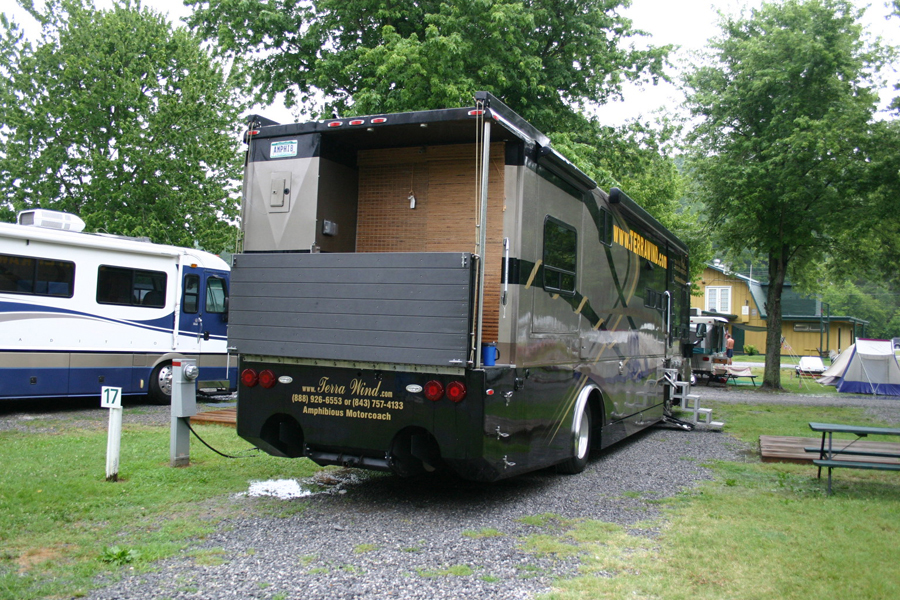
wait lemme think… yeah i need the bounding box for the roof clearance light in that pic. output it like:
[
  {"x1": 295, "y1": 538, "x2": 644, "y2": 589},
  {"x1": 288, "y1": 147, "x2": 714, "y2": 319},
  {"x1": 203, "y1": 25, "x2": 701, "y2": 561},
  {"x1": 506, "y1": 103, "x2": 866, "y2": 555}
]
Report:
[
  {"x1": 371, "y1": 117, "x2": 388, "y2": 124},
  {"x1": 241, "y1": 368, "x2": 259, "y2": 388},
  {"x1": 349, "y1": 119, "x2": 365, "y2": 126},
  {"x1": 259, "y1": 369, "x2": 277, "y2": 389},
  {"x1": 424, "y1": 380, "x2": 444, "y2": 402},
  {"x1": 446, "y1": 381, "x2": 467, "y2": 403},
  {"x1": 468, "y1": 110, "x2": 485, "y2": 116},
  {"x1": 327, "y1": 121, "x2": 342, "y2": 127},
  {"x1": 247, "y1": 129, "x2": 259, "y2": 136}
]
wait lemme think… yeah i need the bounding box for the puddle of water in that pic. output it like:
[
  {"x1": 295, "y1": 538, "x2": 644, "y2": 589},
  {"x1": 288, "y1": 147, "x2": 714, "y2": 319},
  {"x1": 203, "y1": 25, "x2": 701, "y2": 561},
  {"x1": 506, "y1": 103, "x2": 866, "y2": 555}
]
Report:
[
  {"x1": 245, "y1": 479, "x2": 313, "y2": 500},
  {"x1": 240, "y1": 469, "x2": 368, "y2": 501}
]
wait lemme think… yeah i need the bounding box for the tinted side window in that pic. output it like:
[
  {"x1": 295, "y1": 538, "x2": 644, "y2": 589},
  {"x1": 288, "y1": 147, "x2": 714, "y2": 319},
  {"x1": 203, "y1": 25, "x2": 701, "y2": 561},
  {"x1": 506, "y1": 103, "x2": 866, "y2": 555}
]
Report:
[
  {"x1": 600, "y1": 207, "x2": 613, "y2": 246},
  {"x1": 0, "y1": 253, "x2": 75, "y2": 297},
  {"x1": 183, "y1": 274, "x2": 200, "y2": 314},
  {"x1": 542, "y1": 216, "x2": 577, "y2": 296},
  {"x1": 97, "y1": 266, "x2": 166, "y2": 307},
  {"x1": 206, "y1": 276, "x2": 227, "y2": 313}
]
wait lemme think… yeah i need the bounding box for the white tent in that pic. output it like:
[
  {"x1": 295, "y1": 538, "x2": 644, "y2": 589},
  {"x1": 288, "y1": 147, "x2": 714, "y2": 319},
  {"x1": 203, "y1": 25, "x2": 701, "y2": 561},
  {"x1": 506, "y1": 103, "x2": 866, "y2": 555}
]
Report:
[{"x1": 817, "y1": 339, "x2": 900, "y2": 396}]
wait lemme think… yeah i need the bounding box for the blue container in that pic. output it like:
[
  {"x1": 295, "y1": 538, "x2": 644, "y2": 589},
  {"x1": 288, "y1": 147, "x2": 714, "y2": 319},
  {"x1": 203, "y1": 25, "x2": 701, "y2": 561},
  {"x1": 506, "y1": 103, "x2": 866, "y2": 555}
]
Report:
[{"x1": 482, "y1": 342, "x2": 499, "y2": 366}]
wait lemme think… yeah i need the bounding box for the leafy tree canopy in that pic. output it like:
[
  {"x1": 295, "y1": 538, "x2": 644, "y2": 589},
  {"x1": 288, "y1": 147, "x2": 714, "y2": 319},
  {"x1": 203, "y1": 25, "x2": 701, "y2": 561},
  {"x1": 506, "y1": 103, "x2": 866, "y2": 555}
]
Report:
[
  {"x1": 0, "y1": 0, "x2": 247, "y2": 252},
  {"x1": 820, "y1": 279, "x2": 900, "y2": 340},
  {"x1": 186, "y1": 0, "x2": 706, "y2": 264},
  {"x1": 684, "y1": 0, "x2": 891, "y2": 388},
  {"x1": 185, "y1": 0, "x2": 670, "y2": 133}
]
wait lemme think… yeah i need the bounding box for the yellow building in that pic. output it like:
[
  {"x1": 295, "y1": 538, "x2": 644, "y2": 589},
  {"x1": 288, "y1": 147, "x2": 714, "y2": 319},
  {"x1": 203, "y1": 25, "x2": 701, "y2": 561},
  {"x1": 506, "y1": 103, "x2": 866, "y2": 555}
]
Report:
[{"x1": 691, "y1": 263, "x2": 867, "y2": 358}]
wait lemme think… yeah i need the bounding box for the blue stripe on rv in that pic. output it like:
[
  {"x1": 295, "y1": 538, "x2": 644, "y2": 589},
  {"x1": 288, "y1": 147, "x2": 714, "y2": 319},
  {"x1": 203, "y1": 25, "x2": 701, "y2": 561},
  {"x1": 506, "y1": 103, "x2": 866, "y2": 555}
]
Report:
[
  {"x1": 0, "y1": 363, "x2": 236, "y2": 399},
  {"x1": 0, "y1": 300, "x2": 227, "y2": 337}
]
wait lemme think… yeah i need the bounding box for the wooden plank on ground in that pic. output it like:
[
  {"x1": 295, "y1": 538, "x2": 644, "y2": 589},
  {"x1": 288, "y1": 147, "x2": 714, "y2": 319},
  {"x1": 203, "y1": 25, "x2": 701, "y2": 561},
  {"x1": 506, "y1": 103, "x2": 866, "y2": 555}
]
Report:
[
  {"x1": 760, "y1": 435, "x2": 900, "y2": 465},
  {"x1": 190, "y1": 408, "x2": 236, "y2": 427}
]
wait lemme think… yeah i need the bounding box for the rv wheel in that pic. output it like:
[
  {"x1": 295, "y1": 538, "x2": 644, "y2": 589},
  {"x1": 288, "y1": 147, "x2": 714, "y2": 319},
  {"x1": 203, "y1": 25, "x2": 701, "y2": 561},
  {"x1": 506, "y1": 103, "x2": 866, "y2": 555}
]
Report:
[
  {"x1": 148, "y1": 361, "x2": 173, "y2": 405},
  {"x1": 557, "y1": 402, "x2": 592, "y2": 474}
]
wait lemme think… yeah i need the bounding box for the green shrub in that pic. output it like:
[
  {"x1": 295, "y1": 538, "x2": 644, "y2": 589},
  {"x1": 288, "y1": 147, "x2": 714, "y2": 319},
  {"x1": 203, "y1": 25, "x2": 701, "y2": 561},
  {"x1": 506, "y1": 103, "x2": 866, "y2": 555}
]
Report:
[{"x1": 744, "y1": 344, "x2": 758, "y2": 355}]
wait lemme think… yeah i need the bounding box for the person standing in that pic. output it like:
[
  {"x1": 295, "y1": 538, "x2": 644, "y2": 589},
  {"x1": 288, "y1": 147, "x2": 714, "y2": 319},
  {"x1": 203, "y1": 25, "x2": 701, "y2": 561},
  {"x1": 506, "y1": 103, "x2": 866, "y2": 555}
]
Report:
[{"x1": 725, "y1": 332, "x2": 735, "y2": 365}]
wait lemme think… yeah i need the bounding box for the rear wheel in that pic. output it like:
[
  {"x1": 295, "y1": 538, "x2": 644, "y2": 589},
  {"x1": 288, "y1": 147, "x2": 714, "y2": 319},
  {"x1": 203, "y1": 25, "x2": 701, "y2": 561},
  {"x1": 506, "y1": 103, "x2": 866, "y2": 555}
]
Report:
[
  {"x1": 148, "y1": 361, "x2": 173, "y2": 405},
  {"x1": 557, "y1": 402, "x2": 592, "y2": 474}
]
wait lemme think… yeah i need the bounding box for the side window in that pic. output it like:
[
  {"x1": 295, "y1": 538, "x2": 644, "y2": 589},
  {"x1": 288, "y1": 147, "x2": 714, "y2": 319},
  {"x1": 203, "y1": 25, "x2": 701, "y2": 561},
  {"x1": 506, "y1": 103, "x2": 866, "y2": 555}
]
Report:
[
  {"x1": 0, "y1": 253, "x2": 75, "y2": 297},
  {"x1": 206, "y1": 276, "x2": 227, "y2": 313},
  {"x1": 97, "y1": 266, "x2": 166, "y2": 307},
  {"x1": 183, "y1": 274, "x2": 200, "y2": 314},
  {"x1": 542, "y1": 216, "x2": 577, "y2": 296},
  {"x1": 645, "y1": 288, "x2": 662, "y2": 310},
  {"x1": 600, "y1": 207, "x2": 613, "y2": 246}
]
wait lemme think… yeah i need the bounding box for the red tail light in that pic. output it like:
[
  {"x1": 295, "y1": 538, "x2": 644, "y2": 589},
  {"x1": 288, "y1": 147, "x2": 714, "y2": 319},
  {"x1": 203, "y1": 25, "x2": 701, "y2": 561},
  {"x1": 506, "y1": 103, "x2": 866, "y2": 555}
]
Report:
[
  {"x1": 424, "y1": 380, "x2": 444, "y2": 402},
  {"x1": 241, "y1": 368, "x2": 258, "y2": 387},
  {"x1": 259, "y1": 369, "x2": 277, "y2": 389},
  {"x1": 446, "y1": 381, "x2": 467, "y2": 403}
]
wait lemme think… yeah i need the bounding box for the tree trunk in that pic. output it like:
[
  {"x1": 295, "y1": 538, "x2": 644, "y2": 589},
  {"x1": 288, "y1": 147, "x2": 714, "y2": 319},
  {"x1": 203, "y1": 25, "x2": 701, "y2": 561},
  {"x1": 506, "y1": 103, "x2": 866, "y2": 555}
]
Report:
[{"x1": 762, "y1": 247, "x2": 789, "y2": 389}]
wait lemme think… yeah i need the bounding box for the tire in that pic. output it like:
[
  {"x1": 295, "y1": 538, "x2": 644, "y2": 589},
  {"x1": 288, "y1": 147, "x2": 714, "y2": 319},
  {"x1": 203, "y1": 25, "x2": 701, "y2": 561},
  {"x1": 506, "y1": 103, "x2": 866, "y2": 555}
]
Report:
[
  {"x1": 148, "y1": 361, "x2": 173, "y2": 405},
  {"x1": 557, "y1": 401, "x2": 592, "y2": 474}
]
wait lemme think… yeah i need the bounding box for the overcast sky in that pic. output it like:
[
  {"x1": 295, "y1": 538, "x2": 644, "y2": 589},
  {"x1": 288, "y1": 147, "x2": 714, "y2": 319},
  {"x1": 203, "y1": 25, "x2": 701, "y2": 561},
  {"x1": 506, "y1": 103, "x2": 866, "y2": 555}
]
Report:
[{"x1": 4, "y1": 0, "x2": 899, "y2": 124}]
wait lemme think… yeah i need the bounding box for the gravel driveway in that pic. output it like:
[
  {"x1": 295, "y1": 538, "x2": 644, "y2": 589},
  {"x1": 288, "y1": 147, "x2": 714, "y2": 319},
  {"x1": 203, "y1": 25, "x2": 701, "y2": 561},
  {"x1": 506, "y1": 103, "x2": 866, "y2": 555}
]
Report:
[{"x1": 5, "y1": 385, "x2": 897, "y2": 600}]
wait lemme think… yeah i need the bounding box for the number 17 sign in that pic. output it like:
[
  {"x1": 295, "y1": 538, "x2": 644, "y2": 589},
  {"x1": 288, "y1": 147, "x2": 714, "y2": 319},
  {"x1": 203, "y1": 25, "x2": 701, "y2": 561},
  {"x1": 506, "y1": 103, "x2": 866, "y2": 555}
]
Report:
[{"x1": 101, "y1": 386, "x2": 122, "y2": 409}]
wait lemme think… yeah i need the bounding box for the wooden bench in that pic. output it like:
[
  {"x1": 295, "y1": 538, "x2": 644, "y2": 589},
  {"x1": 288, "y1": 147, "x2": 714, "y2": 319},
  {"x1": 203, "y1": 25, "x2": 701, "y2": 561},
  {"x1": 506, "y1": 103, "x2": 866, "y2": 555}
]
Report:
[{"x1": 808, "y1": 422, "x2": 900, "y2": 494}]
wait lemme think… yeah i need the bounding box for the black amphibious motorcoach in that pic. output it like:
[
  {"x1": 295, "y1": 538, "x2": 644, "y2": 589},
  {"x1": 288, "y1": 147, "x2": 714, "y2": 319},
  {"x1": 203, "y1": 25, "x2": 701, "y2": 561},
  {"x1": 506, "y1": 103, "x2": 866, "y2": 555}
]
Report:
[{"x1": 229, "y1": 92, "x2": 692, "y2": 482}]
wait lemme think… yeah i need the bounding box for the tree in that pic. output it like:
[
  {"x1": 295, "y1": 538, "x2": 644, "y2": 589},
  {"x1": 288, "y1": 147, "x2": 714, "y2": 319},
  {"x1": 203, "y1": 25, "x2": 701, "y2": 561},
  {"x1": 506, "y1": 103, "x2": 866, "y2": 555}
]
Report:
[
  {"x1": 185, "y1": 0, "x2": 669, "y2": 133},
  {"x1": 0, "y1": 0, "x2": 247, "y2": 252},
  {"x1": 185, "y1": 0, "x2": 707, "y2": 276},
  {"x1": 684, "y1": 0, "x2": 890, "y2": 388},
  {"x1": 820, "y1": 280, "x2": 900, "y2": 340}
]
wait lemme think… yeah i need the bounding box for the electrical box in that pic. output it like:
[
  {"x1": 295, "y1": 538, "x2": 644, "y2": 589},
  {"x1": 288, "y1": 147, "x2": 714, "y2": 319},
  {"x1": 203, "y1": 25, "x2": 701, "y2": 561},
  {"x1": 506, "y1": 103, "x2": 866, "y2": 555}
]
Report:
[{"x1": 171, "y1": 359, "x2": 198, "y2": 418}]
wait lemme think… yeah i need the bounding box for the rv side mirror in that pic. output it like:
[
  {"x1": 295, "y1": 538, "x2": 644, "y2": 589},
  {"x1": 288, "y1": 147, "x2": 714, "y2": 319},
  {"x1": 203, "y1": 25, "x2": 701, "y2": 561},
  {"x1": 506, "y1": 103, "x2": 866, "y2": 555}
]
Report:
[
  {"x1": 222, "y1": 296, "x2": 229, "y2": 323},
  {"x1": 696, "y1": 323, "x2": 707, "y2": 340}
]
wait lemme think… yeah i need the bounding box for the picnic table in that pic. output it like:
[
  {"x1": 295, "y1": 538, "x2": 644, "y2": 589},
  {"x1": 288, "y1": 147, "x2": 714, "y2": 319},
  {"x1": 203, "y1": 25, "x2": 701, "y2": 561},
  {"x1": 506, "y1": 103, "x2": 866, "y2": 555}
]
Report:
[{"x1": 807, "y1": 422, "x2": 900, "y2": 494}]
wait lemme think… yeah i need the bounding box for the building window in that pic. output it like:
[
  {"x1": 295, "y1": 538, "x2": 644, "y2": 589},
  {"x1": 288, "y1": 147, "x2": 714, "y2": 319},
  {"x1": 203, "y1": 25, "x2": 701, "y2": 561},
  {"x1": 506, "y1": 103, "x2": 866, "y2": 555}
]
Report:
[{"x1": 706, "y1": 286, "x2": 731, "y2": 314}]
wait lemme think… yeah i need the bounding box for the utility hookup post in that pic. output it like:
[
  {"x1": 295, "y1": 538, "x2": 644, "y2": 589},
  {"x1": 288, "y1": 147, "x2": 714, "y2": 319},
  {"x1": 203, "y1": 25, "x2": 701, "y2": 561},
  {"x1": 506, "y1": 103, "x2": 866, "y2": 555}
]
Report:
[
  {"x1": 101, "y1": 386, "x2": 123, "y2": 481},
  {"x1": 170, "y1": 359, "x2": 199, "y2": 467}
]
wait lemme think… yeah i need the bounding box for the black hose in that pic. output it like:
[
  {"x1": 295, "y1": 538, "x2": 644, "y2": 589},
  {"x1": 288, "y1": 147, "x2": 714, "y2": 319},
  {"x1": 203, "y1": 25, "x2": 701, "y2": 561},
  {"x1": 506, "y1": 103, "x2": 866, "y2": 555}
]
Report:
[{"x1": 185, "y1": 419, "x2": 260, "y2": 459}]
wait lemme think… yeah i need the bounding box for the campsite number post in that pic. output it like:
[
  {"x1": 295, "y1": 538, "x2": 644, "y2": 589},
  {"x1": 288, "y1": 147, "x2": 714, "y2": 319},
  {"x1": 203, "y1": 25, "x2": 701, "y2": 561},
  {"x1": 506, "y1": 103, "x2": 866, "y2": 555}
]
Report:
[{"x1": 101, "y1": 386, "x2": 123, "y2": 482}]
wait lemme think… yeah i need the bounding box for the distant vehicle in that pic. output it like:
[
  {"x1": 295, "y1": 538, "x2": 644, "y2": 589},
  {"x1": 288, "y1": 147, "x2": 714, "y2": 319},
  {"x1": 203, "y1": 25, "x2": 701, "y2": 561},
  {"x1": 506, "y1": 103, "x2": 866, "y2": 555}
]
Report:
[
  {"x1": 0, "y1": 209, "x2": 236, "y2": 403},
  {"x1": 689, "y1": 315, "x2": 729, "y2": 381}
]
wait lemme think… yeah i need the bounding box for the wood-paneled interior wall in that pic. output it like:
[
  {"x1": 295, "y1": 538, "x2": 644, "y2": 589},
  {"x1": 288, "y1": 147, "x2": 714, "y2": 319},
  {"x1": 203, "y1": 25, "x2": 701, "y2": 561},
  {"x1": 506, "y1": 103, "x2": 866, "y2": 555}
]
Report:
[{"x1": 356, "y1": 143, "x2": 506, "y2": 342}]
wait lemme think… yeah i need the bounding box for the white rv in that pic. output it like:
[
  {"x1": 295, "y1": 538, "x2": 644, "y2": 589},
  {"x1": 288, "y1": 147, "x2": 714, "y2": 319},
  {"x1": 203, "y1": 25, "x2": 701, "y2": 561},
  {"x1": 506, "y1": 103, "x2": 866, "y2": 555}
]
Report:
[
  {"x1": 0, "y1": 210, "x2": 235, "y2": 403},
  {"x1": 689, "y1": 314, "x2": 729, "y2": 381}
]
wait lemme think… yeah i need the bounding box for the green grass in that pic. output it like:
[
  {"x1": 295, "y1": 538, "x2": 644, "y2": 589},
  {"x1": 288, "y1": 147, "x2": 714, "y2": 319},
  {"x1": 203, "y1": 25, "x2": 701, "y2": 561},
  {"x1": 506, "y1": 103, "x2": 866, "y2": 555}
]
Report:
[
  {"x1": 539, "y1": 402, "x2": 900, "y2": 600},
  {"x1": 353, "y1": 543, "x2": 378, "y2": 554},
  {"x1": 711, "y1": 402, "x2": 895, "y2": 445},
  {"x1": 417, "y1": 564, "x2": 474, "y2": 578},
  {"x1": 0, "y1": 422, "x2": 320, "y2": 600},
  {"x1": 710, "y1": 363, "x2": 837, "y2": 394},
  {"x1": 462, "y1": 527, "x2": 504, "y2": 539},
  {"x1": 6, "y1": 401, "x2": 900, "y2": 600}
]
